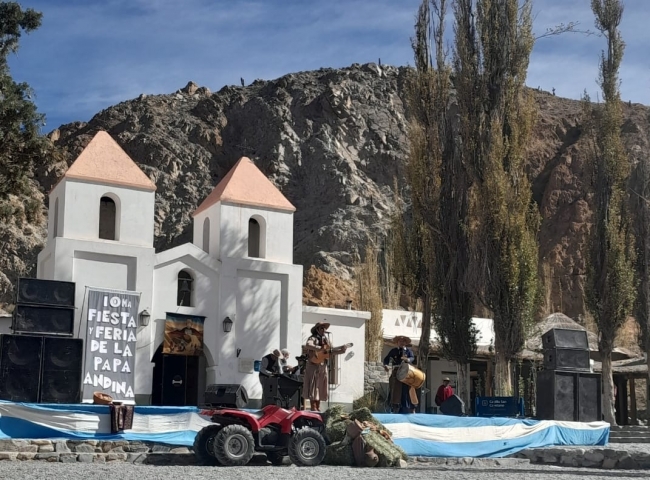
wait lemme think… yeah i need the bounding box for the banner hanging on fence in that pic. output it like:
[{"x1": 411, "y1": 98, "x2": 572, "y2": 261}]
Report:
[
  {"x1": 82, "y1": 288, "x2": 140, "y2": 403},
  {"x1": 163, "y1": 312, "x2": 205, "y2": 356}
]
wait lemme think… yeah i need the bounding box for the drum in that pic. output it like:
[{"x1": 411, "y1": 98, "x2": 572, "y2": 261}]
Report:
[{"x1": 396, "y1": 363, "x2": 426, "y2": 389}]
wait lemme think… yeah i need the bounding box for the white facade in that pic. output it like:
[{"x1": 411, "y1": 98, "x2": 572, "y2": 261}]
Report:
[
  {"x1": 35, "y1": 132, "x2": 366, "y2": 407},
  {"x1": 380, "y1": 309, "x2": 493, "y2": 412},
  {"x1": 302, "y1": 306, "x2": 369, "y2": 407}
]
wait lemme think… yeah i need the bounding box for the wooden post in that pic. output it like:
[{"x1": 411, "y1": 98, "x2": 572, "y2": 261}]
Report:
[{"x1": 630, "y1": 376, "x2": 637, "y2": 424}]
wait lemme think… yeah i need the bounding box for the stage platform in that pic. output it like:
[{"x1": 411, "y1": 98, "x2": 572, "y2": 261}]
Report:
[{"x1": 0, "y1": 401, "x2": 609, "y2": 458}]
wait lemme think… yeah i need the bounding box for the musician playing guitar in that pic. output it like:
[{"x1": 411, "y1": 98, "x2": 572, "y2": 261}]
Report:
[
  {"x1": 303, "y1": 321, "x2": 349, "y2": 412},
  {"x1": 383, "y1": 335, "x2": 416, "y2": 413}
]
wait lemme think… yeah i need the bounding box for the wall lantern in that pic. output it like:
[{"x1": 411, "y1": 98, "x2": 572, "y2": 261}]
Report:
[
  {"x1": 139, "y1": 309, "x2": 151, "y2": 327},
  {"x1": 223, "y1": 316, "x2": 233, "y2": 333}
]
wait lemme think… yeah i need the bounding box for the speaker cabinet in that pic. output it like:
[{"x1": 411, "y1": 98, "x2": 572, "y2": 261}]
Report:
[
  {"x1": 16, "y1": 278, "x2": 75, "y2": 308},
  {"x1": 13, "y1": 305, "x2": 74, "y2": 336},
  {"x1": 262, "y1": 375, "x2": 302, "y2": 409},
  {"x1": 542, "y1": 328, "x2": 589, "y2": 350},
  {"x1": 205, "y1": 384, "x2": 249, "y2": 409},
  {"x1": 40, "y1": 370, "x2": 82, "y2": 404},
  {"x1": 0, "y1": 335, "x2": 43, "y2": 402},
  {"x1": 543, "y1": 348, "x2": 591, "y2": 371},
  {"x1": 42, "y1": 337, "x2": 83, "y2": 371},
  {"x1": 40, "y1": 337, "x2": 83, "y2": 404},
  {"x1": 536, "y1": 370, "x2": 602, "y2": 422},
  {"x1": 440, "y1": 394, "x2": 465, "y2": 416},
  {"x1": 0, "y1": 335, "x2": 83, "y2": 404}
]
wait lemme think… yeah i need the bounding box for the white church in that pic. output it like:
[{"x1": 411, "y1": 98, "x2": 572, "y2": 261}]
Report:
[{"x1": 35, "y1": 131, "x2": 368, "y2": 408}]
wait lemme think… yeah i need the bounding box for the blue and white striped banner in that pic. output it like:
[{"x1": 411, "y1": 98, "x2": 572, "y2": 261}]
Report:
[
  {"x1": 374, "y1": 413, "x2": 609, "y2": 458},
  {"x1": 0, "y1": 401, "x2": 211, "y2": 446},
  {"x1": 0, "y1": 401, "x2": 609, "y2": 457}
]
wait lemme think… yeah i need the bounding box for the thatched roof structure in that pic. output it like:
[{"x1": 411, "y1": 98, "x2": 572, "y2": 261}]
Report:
[
  {"x1": 592, "y1": 356, "x2": 648, "y2": 377},
  {"x1": 526, "y1": 313, "x2": 599, "y2": 352},
  {"x1": 526, "y1": 312, "x2": 637, "y2": 361}
]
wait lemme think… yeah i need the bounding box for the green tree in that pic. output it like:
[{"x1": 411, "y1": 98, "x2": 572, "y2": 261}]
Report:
[
  {"x1": 452, "y1": 0, "x2": 540, "y2": 396},
  {"x1": 393, "y1": 0, "x2": 478, "y2": 405},
  {"x1": 629, "y1": 129, "x2": 650, "y2": 415},
  {"x1": 0, "y1": 2, "x2": 46, "y2": 199},
  {"x1": 584, "y1": 0, "x2": 636, "y2": 425}
]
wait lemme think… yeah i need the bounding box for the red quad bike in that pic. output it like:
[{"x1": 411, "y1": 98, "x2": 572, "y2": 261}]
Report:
[{"x1": 194, "y1": 405, "x2": 327, "y2": 467}]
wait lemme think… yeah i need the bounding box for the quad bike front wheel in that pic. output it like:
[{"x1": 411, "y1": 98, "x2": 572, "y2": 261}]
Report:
[
  {"x1": 213, "y1": 424, "x2": 255, "y2": 466},
  {"x1": 288, "y1": 427, "x2": 327, "y2": 466},
  {"x1": 193, "y1": 424, "x2": 222, "y2": 465}
]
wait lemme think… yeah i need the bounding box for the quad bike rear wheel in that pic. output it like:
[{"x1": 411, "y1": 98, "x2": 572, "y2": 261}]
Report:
[
  {"x1": 288, "y1": 427, "x2": 327, "y2": 466},
  {"x1": 193, "y1": 424, "x2": 222, "y2": 465},
  {"x1": 213, "y1": 424, "x2": 255, "y2": 466}
]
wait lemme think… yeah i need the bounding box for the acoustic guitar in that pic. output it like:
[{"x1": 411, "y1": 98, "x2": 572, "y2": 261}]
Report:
[{"x1": 310, "y1": 343, "x2": 353, "y2": 364}]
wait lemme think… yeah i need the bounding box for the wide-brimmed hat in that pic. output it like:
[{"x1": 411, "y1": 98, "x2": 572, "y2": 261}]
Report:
[
  {"x1": 392, "y1": 335, "x2": 411, "y2": 345},
  {"x1": 310, "y1": 322, "x2": 330, "y2": 335}
]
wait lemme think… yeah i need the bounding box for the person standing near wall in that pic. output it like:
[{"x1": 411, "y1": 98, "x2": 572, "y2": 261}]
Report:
[
  {"x1": 383, "y1": 336, "x2": 416, "y2": 413},
  {"x1": 435, "y1": 377, "x2": 454, "y2": 407},
  {"x1": 259, "y1": 349, "x2": 282, "y2": 395},
  {"x1": 303, "y1": 321, "x2": 348, "y2": 411}
]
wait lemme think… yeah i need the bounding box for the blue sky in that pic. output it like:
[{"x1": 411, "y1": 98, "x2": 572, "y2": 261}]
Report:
[{"x1": 7, "y1": 0, "x2": 650, "y2": 132}]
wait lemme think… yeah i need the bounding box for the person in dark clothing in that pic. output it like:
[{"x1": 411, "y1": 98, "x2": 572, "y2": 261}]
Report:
[
  {"x1": 435, "y1": 377, "x2": 454, "y2": 407},
  {"x1": 383, "y1": 335, "x2": 416, "y2": 413},
  {"x1": 259, "y1": 349, "x2": 282, "y2": 395}
]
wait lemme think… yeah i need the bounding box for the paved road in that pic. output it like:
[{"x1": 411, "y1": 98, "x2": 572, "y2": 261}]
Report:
[{"x1": 0, "y1": 463, "x2": 645, "y2": 480}]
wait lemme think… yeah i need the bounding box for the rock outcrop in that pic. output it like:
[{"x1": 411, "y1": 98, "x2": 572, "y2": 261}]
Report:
[{"x1": 1, "y1": 63, "x2": 649, "y2": 319}]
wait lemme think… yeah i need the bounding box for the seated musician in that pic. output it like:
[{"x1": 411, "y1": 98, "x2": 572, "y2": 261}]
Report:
[
  {"x1": 383, "y1": 335, "x2": 416, "y2": 413},
  {"x1": 280, "y1": 348, "x2": 298, "y2": 374},
  {"x1": 303, "y1": 321, "x2": 348, "y2": 412}
]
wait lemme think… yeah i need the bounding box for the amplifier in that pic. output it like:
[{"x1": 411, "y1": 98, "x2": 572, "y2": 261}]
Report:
[
  {"x1": 16, "y1": 278, "x2": 75, "y2": 308},
  {"x1": 536, "y1": 370, "x2": 602, "y2": 422},
  {"x1": 542, "y1": 328, "x2": 589, "y2": 351},
  {"x1": 543, "y1": 348, "x2": 591, "y2": 371},
  {"x1": 12, "y1": 305, "x2": 74, "y2": 336},
  {"x1": 204, "y1": 384, "x2": 248, "y2": 409}
]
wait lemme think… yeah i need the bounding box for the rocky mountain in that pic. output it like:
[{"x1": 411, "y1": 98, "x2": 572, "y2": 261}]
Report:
[{"x1": 3, "y1": 62, "x2": 650, "y2": 320}]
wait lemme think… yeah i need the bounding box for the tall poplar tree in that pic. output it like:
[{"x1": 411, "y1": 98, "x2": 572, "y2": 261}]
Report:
[
  {"x1": 584, "y1": 0, "x2": 636, "y2": 425},
  {"x1": 393, "y1": 0, "x2": 478, "y2": 405},
  {"x1": 444, "y1": 0, "x2": 539, "y2": 396}
]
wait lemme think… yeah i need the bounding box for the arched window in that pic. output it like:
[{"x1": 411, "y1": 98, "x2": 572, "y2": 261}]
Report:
[
  {"x1": 248, "y1": 218, "x2": 260, "y2": 257},
  {"x1": 177, "y1": 270, "x2": 194, "y2": 307},
  {"x1": 53, "y1": 198, "x2": 59, "y2": 238},
  {"x1": 202, "y1": 218, "x2": 210, "y2": 254},
  {"x1": 99, "y1": 196, "x2": 117, "y2": 240}
]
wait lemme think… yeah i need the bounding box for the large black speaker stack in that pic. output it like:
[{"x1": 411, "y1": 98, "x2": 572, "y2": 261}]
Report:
[
  {"x1": 0, "y1": 278, "x2": 82, "y2": 403},
  {"x1": 536, "y1": 328, "x2": 601, "y2": 422}
]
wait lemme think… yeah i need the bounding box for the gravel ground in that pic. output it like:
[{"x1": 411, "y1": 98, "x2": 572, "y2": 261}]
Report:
[{"x1": 0, "y1": 463, "x2": 646, "y2": 480}]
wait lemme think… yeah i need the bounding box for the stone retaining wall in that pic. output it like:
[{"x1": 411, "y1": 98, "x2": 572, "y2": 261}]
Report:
[
  {"x1": 364, "y1": 361, "x2": 389, "y2": 394},
  {"x1": 0, "y1": 440, "x2": 193, "y2": 464},
  {"x1": 512, "y1": 447, "x2": 650, "y2": 469},
  {"x1": 3, "y1": 439, "x2": 650, "y2": 469}
]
